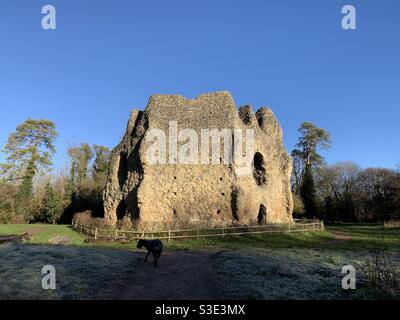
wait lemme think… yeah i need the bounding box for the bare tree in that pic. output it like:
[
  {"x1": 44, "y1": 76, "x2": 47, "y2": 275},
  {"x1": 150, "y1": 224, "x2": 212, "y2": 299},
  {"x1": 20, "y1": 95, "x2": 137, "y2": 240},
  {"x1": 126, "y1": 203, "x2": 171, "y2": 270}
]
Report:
[{"x1": 67, "y1": 143, "x2": 94, "y2": 185}]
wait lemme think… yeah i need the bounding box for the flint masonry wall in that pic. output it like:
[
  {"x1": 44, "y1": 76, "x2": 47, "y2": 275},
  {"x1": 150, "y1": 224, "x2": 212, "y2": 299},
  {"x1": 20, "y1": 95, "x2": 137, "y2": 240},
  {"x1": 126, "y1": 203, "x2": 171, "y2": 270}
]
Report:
[{"x1": 103, "y1": 92, "x2": 293, "y2": 230}]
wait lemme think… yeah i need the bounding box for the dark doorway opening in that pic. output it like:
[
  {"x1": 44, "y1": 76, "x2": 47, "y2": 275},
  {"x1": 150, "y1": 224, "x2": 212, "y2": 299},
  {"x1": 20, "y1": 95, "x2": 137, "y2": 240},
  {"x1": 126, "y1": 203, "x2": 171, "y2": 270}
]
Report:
[
  {"x1": 118, "y1": 152, "x2": 128, "y2": 190},
  {"x1": 258, "y1": 204, "x2": 267, "y2": 225},
  {"x1": 253, "y1": 152, "x2": 267, "y2": 186},
  {"x1": 116, "y1": 201, "x2": 126, "y2": 220}
]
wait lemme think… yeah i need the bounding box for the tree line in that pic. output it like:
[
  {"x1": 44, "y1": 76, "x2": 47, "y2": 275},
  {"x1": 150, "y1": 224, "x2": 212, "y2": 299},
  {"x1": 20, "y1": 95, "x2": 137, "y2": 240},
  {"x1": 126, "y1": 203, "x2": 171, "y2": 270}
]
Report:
[
  {"x1": 0, "y1": 118, "x2": 399, "y2": 224},
  {"x1": 0, "y1": 119, "x2": 110, "y2": 224},
  {"x1": 291, "y1": 123, "x2": 400, "y2": 222}
]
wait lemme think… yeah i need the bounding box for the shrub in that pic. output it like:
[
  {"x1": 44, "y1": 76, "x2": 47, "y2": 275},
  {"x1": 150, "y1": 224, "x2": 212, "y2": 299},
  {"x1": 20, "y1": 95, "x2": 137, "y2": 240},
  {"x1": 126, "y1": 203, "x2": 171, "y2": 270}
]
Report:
[
  {"x1": 73, "y1": 210, "x2": 105, "y2": 229},
  {"x1": 0, "y1": 182, "x2": 20, "y2": 223},
  {"x1": 292, "y1": 193, "x2": 305, "y2": 217}
]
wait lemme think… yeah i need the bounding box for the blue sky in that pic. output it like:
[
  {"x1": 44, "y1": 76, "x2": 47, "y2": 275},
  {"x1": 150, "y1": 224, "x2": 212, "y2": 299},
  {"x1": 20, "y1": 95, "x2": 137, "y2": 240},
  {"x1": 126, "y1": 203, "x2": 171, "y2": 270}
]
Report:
[{"x1": 0, "y1": 0, "x2": 399, "y2": 171}]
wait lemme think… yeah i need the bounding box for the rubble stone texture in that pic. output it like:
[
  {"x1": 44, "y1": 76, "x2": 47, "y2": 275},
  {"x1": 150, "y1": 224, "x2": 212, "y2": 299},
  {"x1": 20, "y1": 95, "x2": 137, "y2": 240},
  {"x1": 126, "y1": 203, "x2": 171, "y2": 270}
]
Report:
[{"x1": 103, "y1": 92, "x2": 293, "y2": 230}]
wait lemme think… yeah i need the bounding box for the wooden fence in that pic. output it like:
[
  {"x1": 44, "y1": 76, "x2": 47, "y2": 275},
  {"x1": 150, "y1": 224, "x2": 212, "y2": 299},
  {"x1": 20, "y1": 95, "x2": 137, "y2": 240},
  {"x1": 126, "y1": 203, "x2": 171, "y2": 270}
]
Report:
[{"x1": 72, "y1": 219, "x2": 324, "y2": 242}]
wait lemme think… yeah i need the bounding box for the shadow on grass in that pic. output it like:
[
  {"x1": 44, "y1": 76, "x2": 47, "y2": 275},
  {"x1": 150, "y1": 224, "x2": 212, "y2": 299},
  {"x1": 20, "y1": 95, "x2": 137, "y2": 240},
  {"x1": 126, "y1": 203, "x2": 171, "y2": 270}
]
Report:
[{"x1": 0, "y1": 241, "x2": 141, "y2": 300}]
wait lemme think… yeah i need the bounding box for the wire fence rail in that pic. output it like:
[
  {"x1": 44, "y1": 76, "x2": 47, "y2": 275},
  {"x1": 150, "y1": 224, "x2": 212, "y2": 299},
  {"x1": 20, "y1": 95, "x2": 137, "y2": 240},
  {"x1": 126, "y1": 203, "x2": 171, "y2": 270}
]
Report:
[{"x1": 71, "y1": 219, "x2": 325, "y2": 242}]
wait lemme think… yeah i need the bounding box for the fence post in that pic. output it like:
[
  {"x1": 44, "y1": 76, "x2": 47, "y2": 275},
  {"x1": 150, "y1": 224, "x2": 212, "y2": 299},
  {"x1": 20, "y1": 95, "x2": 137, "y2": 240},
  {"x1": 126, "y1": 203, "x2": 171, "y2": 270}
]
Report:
[
  {"x1": 168, "y1": 231, "x2": 171, "y2": 243},
  {"x1": 197, "y1": 229, "x2": 199, "y2": 240},
  {"x1": 114, "y1": 229, "x2": 118, "y2": 240},
  {"x1": 94, "y1": 228, "x2": 98, "y2": 240},
  {"x1": 320, "y1": 220, "x2": 325, "y2": 231}
]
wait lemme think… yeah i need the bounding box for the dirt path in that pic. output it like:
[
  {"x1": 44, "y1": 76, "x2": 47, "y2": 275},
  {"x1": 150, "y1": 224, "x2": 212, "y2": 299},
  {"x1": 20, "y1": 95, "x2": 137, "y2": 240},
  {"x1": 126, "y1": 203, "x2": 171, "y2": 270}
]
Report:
[
  {"x1": 24, "y1": 226, "x2": 49, "y2": 236},
  {"x1": 326, "y1": 229, "x2": 352, "y2": 246},
  {"x1": 0, "y1": 226, "x2": 48, "y2": 243},
  {"x1": 118, "y1": 249, "x2": 224, "y2": 300}
]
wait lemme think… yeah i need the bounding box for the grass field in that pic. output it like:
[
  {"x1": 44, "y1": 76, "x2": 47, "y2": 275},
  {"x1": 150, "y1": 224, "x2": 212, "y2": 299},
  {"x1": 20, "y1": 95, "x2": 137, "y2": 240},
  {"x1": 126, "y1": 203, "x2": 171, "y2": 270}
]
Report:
[
  {"x1": 0, "y1": 224, "x2": 86, "y2": 245},
  {"x1": 1, "y1": 223, "x2": 399, "y2": 251},
  {"x1": 1, "y1": 223, "x2": 399, "y2": 299}
]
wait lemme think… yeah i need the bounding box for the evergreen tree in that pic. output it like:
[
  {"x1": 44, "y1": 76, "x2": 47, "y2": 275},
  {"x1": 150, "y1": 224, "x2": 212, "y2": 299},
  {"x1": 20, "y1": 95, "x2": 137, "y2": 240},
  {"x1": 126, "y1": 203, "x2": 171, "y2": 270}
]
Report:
[
  {"x1": 291, "y1": 122, "x2": 331, "y2": 193},
  {"x1": 41, "y1": 183, "x2": 60, "y2": 224},
  {"x1": 17, "y1": 161, "x2": 35, "y2": 201},
  {"x1": 300, "y1": 164, "x2": 318, "y2": 218},
  {"x1": 0, "y1": 119, "x2": 57, "y2": 217}
]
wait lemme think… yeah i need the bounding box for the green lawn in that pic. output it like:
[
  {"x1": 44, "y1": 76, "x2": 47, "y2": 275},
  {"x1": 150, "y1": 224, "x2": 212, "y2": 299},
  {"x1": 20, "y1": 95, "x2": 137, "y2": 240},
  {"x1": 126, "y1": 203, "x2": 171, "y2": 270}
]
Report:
[
  {"x1": 0, "y1": 224, "x2": 37, "y2": 235},
  {"x1": 166, "y1": 224, "x2": 400, "y2": 251},
  {"x1": 1, "y1": 222, "x2": 399, "y2": 252},
  {"x1": 326, "y1": 223, "x2": 400, "y2": 251},
  {"x1": 0, "y1": 224, "x2": 86, "y2": 246},
  {"x1": 167, "y1": 229, "x2": 334, "y2": 250}
]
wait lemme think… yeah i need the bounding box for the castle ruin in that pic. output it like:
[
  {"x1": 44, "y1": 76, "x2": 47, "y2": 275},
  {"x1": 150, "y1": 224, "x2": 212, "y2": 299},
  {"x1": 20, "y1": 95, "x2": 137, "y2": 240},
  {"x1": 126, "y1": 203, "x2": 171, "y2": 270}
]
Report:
[{"x1": 103, "y1": 92, "x2": 293, "y2": 230}]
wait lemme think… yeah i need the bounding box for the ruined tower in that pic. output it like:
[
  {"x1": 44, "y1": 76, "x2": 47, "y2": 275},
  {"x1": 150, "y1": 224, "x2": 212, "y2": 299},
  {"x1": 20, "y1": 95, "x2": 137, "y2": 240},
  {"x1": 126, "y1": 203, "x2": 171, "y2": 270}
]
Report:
[{"x1": 103, "y1": 92, "x2": 293, "y2": 230}]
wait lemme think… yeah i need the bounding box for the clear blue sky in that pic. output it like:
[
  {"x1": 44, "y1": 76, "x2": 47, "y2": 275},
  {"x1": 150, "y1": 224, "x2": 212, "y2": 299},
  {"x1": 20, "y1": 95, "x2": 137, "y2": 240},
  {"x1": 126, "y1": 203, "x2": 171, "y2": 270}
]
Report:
[{"x1": 0, "y1": 0, "x2": 399, "y2": 171}]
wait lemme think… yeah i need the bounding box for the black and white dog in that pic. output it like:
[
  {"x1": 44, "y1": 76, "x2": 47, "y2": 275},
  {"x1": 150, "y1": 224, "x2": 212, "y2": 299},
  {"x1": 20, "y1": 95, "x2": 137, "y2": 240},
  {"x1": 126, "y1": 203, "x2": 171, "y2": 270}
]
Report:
[{"x1": 136, "y1": 239, "x2": 163, "y2": 267}]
